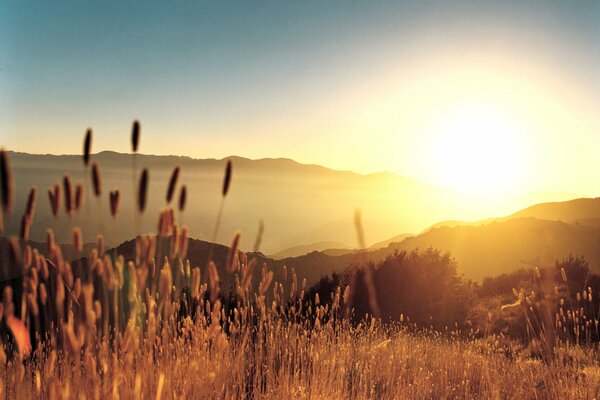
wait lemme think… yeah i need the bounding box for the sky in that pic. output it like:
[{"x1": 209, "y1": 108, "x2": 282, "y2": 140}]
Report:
[{"x1": 1, "y1": 1, "x2": 599, "y2": 197}]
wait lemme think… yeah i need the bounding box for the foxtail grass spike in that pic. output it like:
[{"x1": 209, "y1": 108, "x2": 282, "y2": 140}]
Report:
[
  {"x1": 178, "y1": 185, "x2": 187, "y2": 212},
  {"x1": 73, "y1": 227, "x2": 83, "y2": 254},
  {"x1": 91, "y1": 162, "x2": 102, "y2": 197},
  {"x1": 48, "y1": 184, "x2": 61, "y2": 217},
  {"x1": 83, "y1": 128, "x2": 92, "y2": 166},
  {"x1": 20, "y1": 214, "x2": 31, "y2": 241},
  {"x1": 63, "y1": 174, "x2": 73, "y2": 215},
  {"x1": 253, "y1": 220, "x2": 264, "y2": 253},
  {"x1": 166, "y1": 166, "x2": 180, "y2": 204},
  {"x1": 180, "y1": 225, "x2": 189, "y2": 259},
  {"x1": 109, "y1": 190, "x2": 120, "y2": 218},
  {"x1": 74, "y1": 183, "x2": 84, "y2": 211},
  {"x1": 0, "y1": 149, "x2": 14, "y2": 213},
  {"x1": 25, "y1": 187, "x2": 37, "y2": 218},
  {"x1": 222, "y1": 160, "x2": 232, "y2": 197},
  {"x1": 97, "y1": 234, "x2": 105, "y2": 255},
  {"x1": 208, "y1": 261, "x2": 220, "y2": 303},
  {"x1": 138, "y1": 169, "x2": 148, "y2": 213},
  {"x1": 354, "y1": 209, "x2": 366, "y2": 250},
  {"x1": 8, "y1": 237, "x2": 21, "y2": 266},
  {"x1": 227, "y1": 232, "x2": 241, "y2": 273},
  {"x1": 132, "y1": 120, "x2": 140, "y2": 153},
  {"x1": 46, "y1": 229, "x2": 55, "y2": 255}
]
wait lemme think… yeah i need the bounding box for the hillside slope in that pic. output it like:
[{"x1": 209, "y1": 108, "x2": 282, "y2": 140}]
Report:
[
  {"x1": 382, "y1": 217, "x2": 600, "y2": 280},
  {"x1": 4, "y1": 151, "x2": 580, "y2": 255},
  {"x1": 509, "y1": 197, "x2": 600, "y2": 222},
  {"x1": 4, "y1": 151, "x2": 462, "y2": 254}
]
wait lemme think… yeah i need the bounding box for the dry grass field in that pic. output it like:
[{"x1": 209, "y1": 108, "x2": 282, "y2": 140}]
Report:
[{"x1": 1, "y1": 137, "x2": 600, "y2": 400}]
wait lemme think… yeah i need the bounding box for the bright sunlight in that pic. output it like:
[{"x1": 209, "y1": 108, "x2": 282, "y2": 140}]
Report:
[{"x1": 427, "y1": 103, "x2": 528, "y2": 195}]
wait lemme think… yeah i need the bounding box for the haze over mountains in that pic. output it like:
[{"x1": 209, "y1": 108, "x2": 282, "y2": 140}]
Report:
[
  {"x1": 253, "y1": 198, "x2": 600, "y2": 282},
  {"x1": 5, "y1": 151, "x2": 600, "y2": 282},
  {"x1": 384, "y1": 217, "x2": 600, "y2": 280},
  {"x1": 270, "y1": 241, "x2": 352, "y2": 259},
  {"x1": 3, "y1": 151, "x2": 579, "y2": 256}
]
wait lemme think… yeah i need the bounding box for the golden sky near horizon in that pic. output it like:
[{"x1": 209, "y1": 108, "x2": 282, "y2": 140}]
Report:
[{"x1": 2, "y1": 2, "x2": 599, "y2": 202}]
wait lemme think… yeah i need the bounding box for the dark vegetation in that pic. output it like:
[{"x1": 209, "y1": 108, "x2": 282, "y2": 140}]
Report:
[
  {"x1": 308, "y1": 249, "x2": 600, "y2": 343},
  {"x1": 3, "y1": 228, "x2": 598, "y2": 348}
]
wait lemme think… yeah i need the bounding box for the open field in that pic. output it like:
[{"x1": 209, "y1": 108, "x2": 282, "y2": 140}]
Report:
[
  {"x1": 4, "y1": 2, "x2": 600, "y2": 398},
  {"x1": 4, "y1": 319, "x2": 600, "y2": 399},
  {"x1": 1, "y1": 146, "x2": 600, "y2": 400}
]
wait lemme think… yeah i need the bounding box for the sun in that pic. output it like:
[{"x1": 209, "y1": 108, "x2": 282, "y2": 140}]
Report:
[{"x1": 427, "y1": 103, "x2": 528, "y2": 196}]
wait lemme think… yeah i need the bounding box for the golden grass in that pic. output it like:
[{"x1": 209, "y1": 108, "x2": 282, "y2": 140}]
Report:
[
  {"x1": 1, "y1": 128, "x2": 600, "y2": 399},
  {"x1": 2, "y1": 318, "x2": 600, "y2": 399}
]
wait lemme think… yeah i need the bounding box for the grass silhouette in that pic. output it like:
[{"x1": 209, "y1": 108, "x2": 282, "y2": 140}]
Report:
[{"x1": 0, "y1": 127, "x2": 599, "y2": 399}]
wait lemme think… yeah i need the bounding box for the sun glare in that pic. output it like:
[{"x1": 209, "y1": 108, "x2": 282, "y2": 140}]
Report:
[{"x1": 427, "y1": 103, "x2": 527, "y2": 195}]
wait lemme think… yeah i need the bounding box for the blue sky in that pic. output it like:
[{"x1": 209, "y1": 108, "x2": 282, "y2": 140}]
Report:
[{"x1": 1, "y1": 1, "x2": 599, "y2": 193}]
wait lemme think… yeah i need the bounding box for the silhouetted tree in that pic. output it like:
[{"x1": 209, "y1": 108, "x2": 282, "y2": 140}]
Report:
[{"x1": 343, "y1": 248, "x2": 472, "y2": 329}]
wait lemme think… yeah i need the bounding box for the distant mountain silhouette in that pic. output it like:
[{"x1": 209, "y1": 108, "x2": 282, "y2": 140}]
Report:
[
  {"x1": 270, "y1": 241, "x2": 352, "y2": 259},
  {"x1": 368, "y1": 233, "x2": 412, "y2": 250},
  {"x1": 4, "y1": 151, "x2": 598, "y2": 285},
  {"x1": 5, "y1": 215, "x2": 600, "y2": 287},
  {"x1": 508, "y1": 197, "x2": 600, "y2": 222},
  {"x1": 421, "y1": 197, "x2": 600, "y2": 232},
  {"x1": 183, "y1": 214, "x2": 600, "y2": 283},
  {"x1": 378, "y1": 217, "x2": 600, "y2": 280},
  {"x1": 1, "y1": 151, "x2": 443, "y2": 252},
  {"x1": 362, "y1": 197, "x2": 600, "y2": 280},
  {"x1": 423, "y1": 219, "x2": 493, "y2": 231},
  {"x1": 2, "y1": 151, "x2": 579, "y2": 255}
]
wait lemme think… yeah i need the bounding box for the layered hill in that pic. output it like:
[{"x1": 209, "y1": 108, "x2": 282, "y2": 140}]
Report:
[
  {"x1": 270, "y1": 241, "x2": 352, "y2": 259},
  {"x1": 381, "y1": 217, "x2": 600, "y2": 280},
  {"x1": 3, "y1": 152, "x2": 597, "y2": 284},
  {"x1": 3, "y1": 151, "x2": 454, "y2": 254},
  {"x1": 3, "y1": 151, "x2": 577, "y2": 256},
  {"x1": 4, "y1": 215, "x2": 600, "y2": 286},
  {"x1": 0, "y1": 235, "x2": 353, "y2": 290},
  {"x1": 369, "y1": 198, "x2": 600, "y2": 280},
  {"x1": 508, "y1": 197, "x2": 600, "y2": 222}
]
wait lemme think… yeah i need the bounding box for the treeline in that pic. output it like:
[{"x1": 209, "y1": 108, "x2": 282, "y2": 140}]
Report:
[
  {"x1": 308, "y1": 248, "x2": 475, "y2": 329},
  {"x1": 307, "y1": 249, "x2": 600, "y2": 341}
]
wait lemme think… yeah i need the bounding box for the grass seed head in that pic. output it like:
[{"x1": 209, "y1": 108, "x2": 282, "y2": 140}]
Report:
[
  {"x1": 25, "y1": 187, "x2": 37, "y2": 218},
  {"x1": 166, "y1": 166, "x2": 180, "y2": 204},
  {"x1": 561, "y1": 267, "x2": 568, "y2": 283},
  {"x1": 0, "y1": 149, "x2": 14, "y2": 214},
  {"x1": 109, "y1": 189, "x2": 120, "y2": 218},
  {"x1": 191, "y1": 267, "x2": 201, "y2": 299},
  {"x1": 83, "y1": 128, "x2": 92, "y2": 166},
  {"x1": 208, "y1": 261, "x2": 220, "y2": 303},
  {"x1": 19, "y1": 214, "x2": 31, "y2": 241},
  {"x1": 180, "y1": 225, "x2": 189, "y2": 259},
  {"x1": 222, "y1": 160, "x2": 232, "y2": 197},
  {"x1": 8, "y1": 237, "x2": 21, "y2": 266},
  {"x1": 227, "y1": 232, "x2": 241, "y2": 273},
  {"x1": 131, "y1": 120, "x2": 140, "y2": 153},
  {"x1": 178, "y1": 185, "x2": 187, "y2": 212},
  {"x1": 63, "y1": 174, "x2": 73, "y2": 215},
  {"x1": 91, "y1": 162, "x2": 102, "y2": 197},
  {"x1": 253, "y1": 220, "x2": 264, "y2": 253},
  {"x1": 138, "y1": 169, "x2": 148, "y2": 213},
  {"x1": 74, "y1": 183, "x2": 84, "y2": 211},
  {"x1": 159, "y1": 262, "x2": 172, "y2": 301},
  {"x1": 73, "y1": 227, "x2": 83, "y2": 254},
  {"x1": 48, "y1": 184, "x2": 61, "y2": 217}
]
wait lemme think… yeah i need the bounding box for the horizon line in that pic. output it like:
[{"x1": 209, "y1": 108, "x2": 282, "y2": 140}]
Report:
[{"x1": 3, "y1": 149, "x2": 588, "y2": 200}]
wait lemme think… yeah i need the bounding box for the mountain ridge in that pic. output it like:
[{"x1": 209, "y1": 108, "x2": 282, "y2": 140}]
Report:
[{"x1": 2, "y1": 151, "x2": 479, "y2": 253}]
